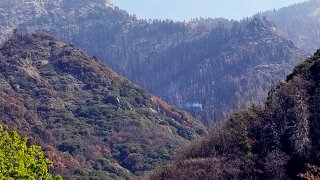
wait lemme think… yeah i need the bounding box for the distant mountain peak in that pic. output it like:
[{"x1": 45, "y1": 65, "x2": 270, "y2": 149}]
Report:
[
  {"x1": 247, "y1": 16, "x2": 277, "y2": 34},
  {"x1": 261, "y1": 0, "x2": 320, "y2": 54}
]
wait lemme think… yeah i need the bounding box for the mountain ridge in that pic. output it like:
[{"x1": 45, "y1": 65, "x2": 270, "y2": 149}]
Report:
[
  {"x1": 0, "y1": 0, "x2": 306, "y2": 124},
  {"x1": 0, "y1": 32, "x2": 206, "y2": 179},
  {"x1": 261, "y1": 0, "x2": 320, "y2": 54},
  {"x1": 148, "y1": 49, "x2": 320, "y2": 179},
  {"x1": 137, "y1": 16, "x2": 304, "y2": 122}
]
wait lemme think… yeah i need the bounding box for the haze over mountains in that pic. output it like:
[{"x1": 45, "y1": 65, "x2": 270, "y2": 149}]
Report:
[
  {"x1": 1, "y1": 0, "x2": 320, "y2": 179},
  {"x1": 263, "y1": 0, "x2": 320, "y2": 54},
  {"x1": 0, "y1": 0, "x2": 312, "y2": 124},
  {"x1": 149, "y1": 50, "x2": 320, "y2": 179}
]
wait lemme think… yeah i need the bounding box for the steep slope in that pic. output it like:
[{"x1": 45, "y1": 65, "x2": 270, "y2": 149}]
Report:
[
  {"x1": 148, "y1": 50, "x2": 320, "y2": 179},
  {"x1": 135, "y1": 17, "x2": 304, "y2": 123},
  {"x1": 0, "y1": 0, "x2": 194, "y2": 77},
  {"x1": 0, "y1": 0, "x2": 304, "y2": 124},
  {"x1": 262, "y1": 0, "x2": 320, "y2": 54},
  {"x1": 0, "y1": 32, "x2": 205, "y2": 179}
]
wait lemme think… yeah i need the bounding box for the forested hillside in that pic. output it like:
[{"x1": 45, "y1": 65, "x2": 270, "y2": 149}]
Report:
[
  {"x1": 135, "y1": 16, "x2": 303, "y2": 123},
  {"x1": 262, "y1": 0, "x2": 320, "y2": 54},
  {"x1": 148, "y1": 50, "x2": 320, "y2": 179},
  {"x1": 0, "y1": 0, "x2": 305, "y2": 123},
  {"x1": 0, "y1": 32, "x2": 205, "y2": 179}
]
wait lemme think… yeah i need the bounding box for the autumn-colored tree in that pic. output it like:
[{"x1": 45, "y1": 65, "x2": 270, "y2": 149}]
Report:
[{"x1": 0, "y1": 125, "x2": 62, "y2": 180}]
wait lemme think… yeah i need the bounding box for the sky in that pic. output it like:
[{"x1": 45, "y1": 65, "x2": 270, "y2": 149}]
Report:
[{"x1": 112, "y1": 0, "x2": 307, "y2": 21}]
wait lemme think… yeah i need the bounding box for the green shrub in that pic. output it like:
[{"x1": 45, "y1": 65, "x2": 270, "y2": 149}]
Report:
[{"x1": 0, "y1": 124, "x2": 62, "y2": 179}]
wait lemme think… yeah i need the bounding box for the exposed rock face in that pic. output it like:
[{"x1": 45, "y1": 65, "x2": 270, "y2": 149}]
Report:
[
  {"x1": 0, "y1": 32, "x2": 206, "y2": 179},
  {"x1": 0, "y1": 0, "x2": 305, "y2": 124}
]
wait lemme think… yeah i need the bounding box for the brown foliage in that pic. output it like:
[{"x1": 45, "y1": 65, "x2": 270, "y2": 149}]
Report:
[
  {"x1": 298, "y1": 164, "x2": 320, "y2": 180},
  {"x1": 148, "y1": 50, "x2": 320, "y2": 180},
  {"x1": 0, "y1": 33, "x2": 206, "y2": 178}
]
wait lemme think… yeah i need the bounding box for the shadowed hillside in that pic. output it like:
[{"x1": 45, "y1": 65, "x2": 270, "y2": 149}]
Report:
[
  {"x1": 262, "y1": 0, "x2": 320, "y2": 54},
  {"x1": 0, "y1": 0, "x2": 305, "y2": 124},
  {"x1": 148, "y1": 50, "x2": 320, "y2": 179}
]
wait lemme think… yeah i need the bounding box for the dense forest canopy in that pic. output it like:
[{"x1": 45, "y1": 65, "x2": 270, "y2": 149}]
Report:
[
  {"x1": 0, "y1": 0, "x2": 305, "y2": 124},
  {"x1": 1, "y1": 0, "x2": 320, "y2": 179},
  {"x1": 262, "y1": 0, "x2": 320, "y2": 54}
]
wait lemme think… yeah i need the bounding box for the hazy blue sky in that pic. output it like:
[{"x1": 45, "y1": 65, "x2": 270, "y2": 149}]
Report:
[{"x1": 112, "y1": 0, "x2": 307, "y2": 21}]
